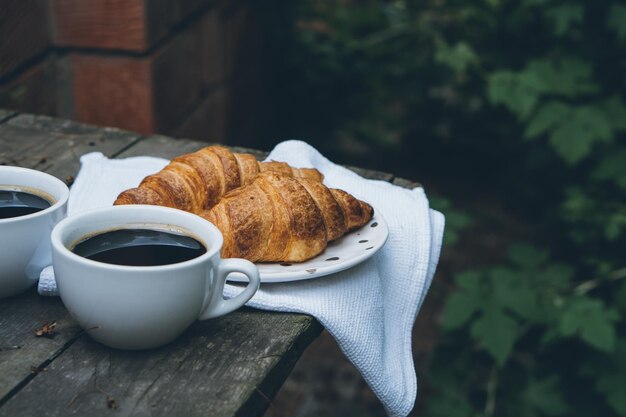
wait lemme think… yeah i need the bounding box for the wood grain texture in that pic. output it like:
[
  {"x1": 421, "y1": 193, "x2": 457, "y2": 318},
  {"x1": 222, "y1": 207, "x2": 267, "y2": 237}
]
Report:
[
  {"x1": 345, "y1": 166, "x2": 394, "y2": 182},
  {"x1": 392, "y1": 177, "x2": 423, "y2": 190},
  {"x1": 0, "y1": 109, "x2": 17, "y2": 124},
  {"x1": 0, "y1": 114, "x2": 391, "y2": 417},
  {"x1": 0, "y1": 289, "x2": 82, "y2": 403},
  {"x1": 116, "y1": 135, "x2": 208, "y2": 159},
  {"x1": 0, "y1": 113, "x2": 141, "y2": 179},
  {"x1": 0, "y1": 114, "x2": 137, "y2": 406},
  {"x1": 1, "y1": 309, "x2": 322, "y2": 417},
  {"x1": 116, "y1": 135, "x2": 269, "y2": 162}
]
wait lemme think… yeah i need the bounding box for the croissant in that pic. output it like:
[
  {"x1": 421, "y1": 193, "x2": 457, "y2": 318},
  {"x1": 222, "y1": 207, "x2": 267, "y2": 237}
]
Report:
[
  {"x1": 202, "y1": 172, "x2": 374, "y2": 262},
  {"x1": 114, "y1": 146, "x2": 323, "y2": 212}
]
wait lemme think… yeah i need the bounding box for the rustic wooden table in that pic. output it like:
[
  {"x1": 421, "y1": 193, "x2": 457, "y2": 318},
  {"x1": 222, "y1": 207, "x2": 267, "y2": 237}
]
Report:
[{"x1": 0, "y1": 110, "x2": 418, "y2": 417}]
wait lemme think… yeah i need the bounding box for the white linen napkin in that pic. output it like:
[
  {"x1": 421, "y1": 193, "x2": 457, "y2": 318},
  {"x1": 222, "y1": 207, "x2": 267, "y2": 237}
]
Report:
[{"x1": 38, "y1": 140, "x2": 444, "y2": 417}]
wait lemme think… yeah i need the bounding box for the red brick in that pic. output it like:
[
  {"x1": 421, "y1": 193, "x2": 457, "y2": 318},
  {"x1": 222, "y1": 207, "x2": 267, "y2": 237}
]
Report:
[
  {"x1": 0, "y1": 0, "x2": 50, "y2": 78},
  {"x1": 70, "y1": 20, "x2": 206, "y2": 134},
  {"x1": 0, "y1": 58, "x2": 57, "y2": 116},
  {"x1": 71, "y1": 54, "x2": 154, "y2": 134},
  {"x1": 52, "y1": 0, "x2": 155, "y2": 52},
  {"x1": 52, "y1": 0, "x2": 216, "y2": 52}
]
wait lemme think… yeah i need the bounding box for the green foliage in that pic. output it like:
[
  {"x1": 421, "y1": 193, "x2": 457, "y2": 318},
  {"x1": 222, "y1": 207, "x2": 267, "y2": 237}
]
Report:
[
  {"x1": 593, "y1": 148, "x2": 626, "y2": 191},
  {"x1": 277, "y1": 0, "x2": 626, "y2": 416},
  {"x1": 562, "y1": 187, "x2": 626, "y2": 243},
  {"x1": 429, "y1": 195, "x2": 472, "y2": 246},
  {"x1": 520, "y1": 376, "x2": 569, "y2": 416},
  {"x1": 426, "y1": 377, "x2": 474, "y2": 417},
  {"x1": 469, "y1": 304, "x2": 519, "y2": 366},
  {"x1": 435, "y1": 41, "x2": 479, "y2": 74},
  {"x1": 487, "y1": 57, "x2": 626, "y2": 164},
  {"x1": 545, "y1": 5, "x2": 583, "y2": 35},
  {"x1": 438, "y1": 245, "x2": 624, "y2": 416},
  {"x1": 608, "y1": 5, "x2": 626, "y2": 41},
  {"x1": 443, "y1": 245, "x2": 620, "y2": 361},
  {"x1": 558, "y1": 297, "x2": 619, "y2": 351},
  {"x1": 582, "y1": 340, "x2": 626, "y2": 416}
]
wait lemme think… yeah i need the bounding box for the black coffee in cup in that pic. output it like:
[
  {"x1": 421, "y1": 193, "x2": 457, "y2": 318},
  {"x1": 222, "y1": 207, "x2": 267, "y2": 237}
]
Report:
[
  {"x1": 0, "y1": 190, "x2": 52, "y2": 219},
  {"x1": 72, "y1": 229, "x2": 207, "y2": 266}
]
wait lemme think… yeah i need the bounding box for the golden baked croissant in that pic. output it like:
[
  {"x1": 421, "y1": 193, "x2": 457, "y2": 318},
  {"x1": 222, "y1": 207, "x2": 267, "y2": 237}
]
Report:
[
  {"x1": 114, "y1": 146, "x2": 323, "y2": 212},
  {"x1": 202, "y1": 172, "x2": 374, "y2": 262}
]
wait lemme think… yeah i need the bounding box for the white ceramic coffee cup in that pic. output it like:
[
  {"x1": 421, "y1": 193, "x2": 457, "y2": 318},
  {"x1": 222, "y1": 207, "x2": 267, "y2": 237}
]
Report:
[
  {"x1": 0, "y1": 166, "x2": 70, "y2": 298},
  {"x1": 51, "y1": 204, "x2": 260, "y2": 350}
]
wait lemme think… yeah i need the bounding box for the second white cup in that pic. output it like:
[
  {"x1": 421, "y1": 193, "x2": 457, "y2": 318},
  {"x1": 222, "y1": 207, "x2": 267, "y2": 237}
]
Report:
[{"x1": 0, "y1": 166, "x2": 69, "y2": 298}]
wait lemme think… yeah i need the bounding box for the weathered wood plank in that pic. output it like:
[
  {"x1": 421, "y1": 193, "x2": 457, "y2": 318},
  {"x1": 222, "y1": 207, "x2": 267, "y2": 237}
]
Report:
[
  {"x1": 0, "y1": 109, "x2": 17, "y2": 124},
  {"x1": 392, "y1": 177, "x2": 423, "y2": 190},
  {"x1": 0, "y1": 115, "x2": 141, "y2": 406},
  {"x1": 1, "y1": 309, "x2": 322, "y2": 417},
  {"x1": 0, "y1": 113, "x2": 141, "y2": 180},
  {"x1": 0, "y1": 289, "x2": 83, "y2": 403},
  {"x1": 0, "y1": 120, "x2": 323, "y2": 417},
  {"x1": 117, "y1": 135, "x2": 395, "y2": 183},
  {"x1": 116, "y1": 135, "x2": 270, "y2": 161},
  {"x1": 115, "y1": 135, "x2": 208, "y2": 159},
  {"x1": 345, "y1": 165, "x2": 394, "y2": 182}
]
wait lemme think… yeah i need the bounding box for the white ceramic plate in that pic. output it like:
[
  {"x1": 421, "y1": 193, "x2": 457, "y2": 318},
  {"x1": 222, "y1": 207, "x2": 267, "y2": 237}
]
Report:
[{"x1": 227, "y1": 209, "x2": 389, "y2": 283}]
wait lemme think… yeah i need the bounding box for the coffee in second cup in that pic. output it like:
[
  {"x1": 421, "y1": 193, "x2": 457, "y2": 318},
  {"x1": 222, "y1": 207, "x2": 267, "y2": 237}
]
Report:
[{"x1": 0, "y1": 166, "x2": 69, "y2": 298}]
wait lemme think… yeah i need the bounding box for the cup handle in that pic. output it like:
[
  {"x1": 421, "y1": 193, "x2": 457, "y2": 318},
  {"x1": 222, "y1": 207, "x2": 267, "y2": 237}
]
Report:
[{"x1": 198, "y1": 258, "x2": 260, "y2": 320}]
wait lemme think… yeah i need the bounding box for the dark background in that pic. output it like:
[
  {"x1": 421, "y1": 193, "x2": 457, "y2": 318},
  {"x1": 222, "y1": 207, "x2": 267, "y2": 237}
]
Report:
[{"x1": 2, "y1": 1, "x2": 626, "y2": 416}]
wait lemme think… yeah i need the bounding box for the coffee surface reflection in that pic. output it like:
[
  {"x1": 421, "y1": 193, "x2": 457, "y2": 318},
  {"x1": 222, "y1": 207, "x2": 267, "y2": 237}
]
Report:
[
  {"x1": 72, "y1": 229, "x2": 207, "y2": 267},
  {"x1": 0, "y1": 190, "x2": 51, "y2": 219}
]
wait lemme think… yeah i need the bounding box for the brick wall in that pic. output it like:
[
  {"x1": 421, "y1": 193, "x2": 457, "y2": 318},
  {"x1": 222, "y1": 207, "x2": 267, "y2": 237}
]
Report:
[
  {"x1": 0, "y1": 1, "x2": 53, "y2": 114},
  {"x1": 0, "y1": 0, "x2": 271, "y2": 144}
]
